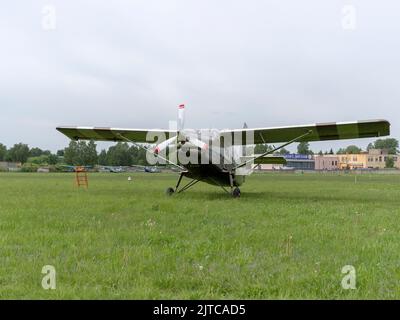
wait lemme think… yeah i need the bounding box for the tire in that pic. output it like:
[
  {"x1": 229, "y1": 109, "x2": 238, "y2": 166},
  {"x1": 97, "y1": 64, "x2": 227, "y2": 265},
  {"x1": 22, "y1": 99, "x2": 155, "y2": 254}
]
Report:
[
  {"x1": 232, "y1": 187, "x2": 241, "y2": 198},
  {"x1": 166, "y1": 187, "x2": 175, "y2": 196}
]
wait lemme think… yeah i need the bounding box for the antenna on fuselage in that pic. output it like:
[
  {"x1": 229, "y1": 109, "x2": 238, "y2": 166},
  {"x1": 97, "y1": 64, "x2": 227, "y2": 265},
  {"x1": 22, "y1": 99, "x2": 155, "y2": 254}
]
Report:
[{"x1": 178, "y1": 104, "x2": 185, "y2": 132}]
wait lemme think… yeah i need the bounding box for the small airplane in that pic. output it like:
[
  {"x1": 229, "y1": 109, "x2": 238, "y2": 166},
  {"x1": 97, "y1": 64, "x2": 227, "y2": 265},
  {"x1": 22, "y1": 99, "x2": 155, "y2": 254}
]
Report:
[
  {"x1": 99, "y1": 166, "x2": 125, "y2": 173},
  {"x1": 144, "y1": 166, "x2": 161, "y2": 173},
  {"x1": 57, "y1": 105, "x2": 390, "y2": 197},
  {"x1": 59, "y1": 165, "x2": 92, "y2": 172}
]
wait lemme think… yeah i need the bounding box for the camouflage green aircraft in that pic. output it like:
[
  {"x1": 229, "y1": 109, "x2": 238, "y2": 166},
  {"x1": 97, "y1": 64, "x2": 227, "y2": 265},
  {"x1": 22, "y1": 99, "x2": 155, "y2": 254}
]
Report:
[{"x1": 57, "y1": 105, "x2": 390, "y2": 197}]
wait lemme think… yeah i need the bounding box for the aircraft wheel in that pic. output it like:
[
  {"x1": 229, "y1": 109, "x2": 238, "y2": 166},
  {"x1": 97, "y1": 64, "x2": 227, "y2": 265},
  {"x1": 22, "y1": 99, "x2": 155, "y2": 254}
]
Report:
[
  {"x1": 166, "y1": 187, "x2": 175, "y2": 196},
  {"x1": 232, "y1": 187, "x2": 241, "y2": 198}
]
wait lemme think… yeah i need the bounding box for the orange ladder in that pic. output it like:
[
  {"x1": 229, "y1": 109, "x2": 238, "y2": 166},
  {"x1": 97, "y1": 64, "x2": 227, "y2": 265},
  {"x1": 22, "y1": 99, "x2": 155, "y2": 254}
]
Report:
[{"x1": 75, "y1": 166, "x2": 89, "y2": 188}]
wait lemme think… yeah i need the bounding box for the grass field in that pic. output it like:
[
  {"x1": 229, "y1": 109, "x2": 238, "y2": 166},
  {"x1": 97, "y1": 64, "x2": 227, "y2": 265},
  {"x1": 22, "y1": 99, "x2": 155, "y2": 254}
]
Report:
[{"x1": 0, "y1": 171, "x2": 400, "y2": 299}]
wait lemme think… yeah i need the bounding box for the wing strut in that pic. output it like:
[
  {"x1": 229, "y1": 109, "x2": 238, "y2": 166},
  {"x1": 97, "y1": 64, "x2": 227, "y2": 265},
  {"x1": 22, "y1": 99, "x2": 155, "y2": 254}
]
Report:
[
  {"x1": 234, "y1": 130, "x2": 313, "y2": 169},
  {"x1": 116, "y1": 133, "x2": 187, "y2": 172}
]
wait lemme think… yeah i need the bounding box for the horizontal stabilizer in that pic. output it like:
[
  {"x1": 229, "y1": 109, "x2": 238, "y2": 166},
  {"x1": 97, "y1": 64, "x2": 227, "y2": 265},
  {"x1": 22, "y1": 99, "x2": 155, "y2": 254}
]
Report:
[{"x1": 241, "y1": 155, "x2": 287, "y2": 165}]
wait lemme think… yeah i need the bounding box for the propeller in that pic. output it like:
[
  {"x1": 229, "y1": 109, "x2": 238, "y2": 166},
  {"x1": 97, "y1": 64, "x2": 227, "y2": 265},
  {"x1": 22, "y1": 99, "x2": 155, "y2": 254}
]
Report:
[{"x1": 153, "y1": 104, "x2": 209, "y2": 155}]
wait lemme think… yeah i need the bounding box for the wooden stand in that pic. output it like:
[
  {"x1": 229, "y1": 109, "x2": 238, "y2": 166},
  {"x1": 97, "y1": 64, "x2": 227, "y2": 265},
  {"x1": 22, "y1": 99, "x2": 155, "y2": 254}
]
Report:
[{"x1": 75, "y1": 166, "x2": 88, "y2": 188}]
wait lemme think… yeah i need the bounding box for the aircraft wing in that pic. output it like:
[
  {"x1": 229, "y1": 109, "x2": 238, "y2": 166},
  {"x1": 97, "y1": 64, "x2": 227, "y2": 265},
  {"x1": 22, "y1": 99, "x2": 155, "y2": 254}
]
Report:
[
  {"x1": 56, "y1": 127, "x2": 177, "y2": 143},
  {"x1": 220, "y1": 120, "x2": 390, "y2": 144}
]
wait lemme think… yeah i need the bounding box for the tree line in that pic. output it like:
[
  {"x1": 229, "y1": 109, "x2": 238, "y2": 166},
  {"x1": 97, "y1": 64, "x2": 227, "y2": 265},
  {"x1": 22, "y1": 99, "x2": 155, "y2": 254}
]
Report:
[
  {"x1": 63, "y1": 141, "x2": 148, "y2": 166},
  {"x1": 0, "y1": 141, "x2": 149, "y2": 167},
  {"x1": 254, "y1": 138, "x2": 399, "y2": 157},
  {"x1": 0, "y1": 138, "x2": 398, "y2": 166}
]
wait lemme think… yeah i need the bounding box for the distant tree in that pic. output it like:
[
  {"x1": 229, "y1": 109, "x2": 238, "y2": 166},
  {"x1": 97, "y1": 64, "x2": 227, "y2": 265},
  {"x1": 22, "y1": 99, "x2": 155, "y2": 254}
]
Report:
[
  {"x1": 98, "y1": 150, "x2": 108, "y2": 165},
  {"x1": 0, "y1": 143, "x2": 7, "y2": 161},
  {"x1": 129, "y1": 146, "x2": 139, "y2": 164},
  {"x1": 107, "y1": 142, "x2": 132, "y2": 166},
  {"x1": 129, "y1": 145, "x2": 148, "y2": 165},
  {"x1": 276, "y1": 148, "x2": 290, "y2": 155},
  {"x1": 318, "y1": 150, "x2": 323, "y2": 156},
  {"x1": 8, "y1": 143, "x2": 30, "y2": 163},
  {"x1": 42, "y1": 150, "x2": 52, "y2": 156},
  {"x1": 344, "y1": 145, "x2": 362, "y2": 154},
  {"x1": 136, "y1": 147, "x2": 148, "y2": 165},
  {"x1": 4, "y1": 152, "x2": 12, "y2": 162},
  {"x1": 28, "y1": 155, "x2": 48, "y2": 165},
  {"x1": 297, "y1": 142, "x2": 313, "y2": 155},
  {"x1": 367, "y1": 143, "x2": 374, "y2": 151},
  {"x1": 64, "y1": 141, "x2": 79, "y2": 165},
  {"x1": 255, "y1": 144, "x2": 272, "y2": 154},
  {"x1": 369, "y1": 138, "x2": 399, "y2": 154},
  {"x1": 84, "y1": 141, "x2": 98, "y2": 166},
  {"x1": 329, "y1": 148, "x2": 334, "y2": 155},
  {"x1": 63, "y1": 140, "x2": 98, "y2": 166},
  {"x1": 28, "y1": 154, "x2": 58, "y2": 165},
  {"x1": 29, "y1": 147, "x2": 44, "y2": 157},
  {"x1": 57, "y1": 149, "x2": 65, "y2": 157},
  {"x1": 337, "y1": 145, "x2": 363, "y2": 154},
  {"x1": 48, "y1": 154, "x2": 59, "y2": 165},
  {"x1": 385, "y1": 157, "x2": 395, "y2": 168}
]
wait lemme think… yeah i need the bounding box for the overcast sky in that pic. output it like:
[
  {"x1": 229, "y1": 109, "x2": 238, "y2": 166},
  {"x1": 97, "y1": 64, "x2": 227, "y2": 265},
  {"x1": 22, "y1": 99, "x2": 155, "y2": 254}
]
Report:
[{"x1": 0, "y1": 1, "x2": 399, "y2": 152}]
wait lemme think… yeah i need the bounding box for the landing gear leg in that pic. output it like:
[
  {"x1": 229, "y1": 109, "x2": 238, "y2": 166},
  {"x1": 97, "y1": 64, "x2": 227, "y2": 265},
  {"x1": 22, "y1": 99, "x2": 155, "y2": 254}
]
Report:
[
  {"x1": 166, "y1": 173, "x2": 184, "y2": 196},
  {"x1": 229, "y1": 173, "x2": 241, "y2": 198},
  {"x1": 166, "y1": 173, "x2": 200, "y2": 196},
  {"x1": 174, "y1": 173, "x2": 184, "y2": 192}
]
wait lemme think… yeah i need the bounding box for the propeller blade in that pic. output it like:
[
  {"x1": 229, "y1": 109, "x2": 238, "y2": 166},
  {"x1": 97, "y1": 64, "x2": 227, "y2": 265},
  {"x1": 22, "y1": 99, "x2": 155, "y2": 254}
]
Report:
[
  {"x1": 189, "y1": 137, "x2": 209, "y2": 151},
  {"x1": 154, "y1": 136, "x2": 177, "y2": 154}
]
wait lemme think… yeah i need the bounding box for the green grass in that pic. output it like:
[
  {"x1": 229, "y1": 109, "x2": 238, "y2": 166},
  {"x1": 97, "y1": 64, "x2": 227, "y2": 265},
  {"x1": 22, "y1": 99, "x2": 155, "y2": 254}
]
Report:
[{"x1": 0, "y1": 171, "x2": 400, "y2": 299}]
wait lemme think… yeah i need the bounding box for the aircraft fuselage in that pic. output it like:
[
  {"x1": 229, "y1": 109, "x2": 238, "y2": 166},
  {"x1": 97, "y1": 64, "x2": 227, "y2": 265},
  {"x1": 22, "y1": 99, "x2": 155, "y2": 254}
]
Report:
[{"x1": 177, "y1": 148, "x2": 249, "y2": 187}]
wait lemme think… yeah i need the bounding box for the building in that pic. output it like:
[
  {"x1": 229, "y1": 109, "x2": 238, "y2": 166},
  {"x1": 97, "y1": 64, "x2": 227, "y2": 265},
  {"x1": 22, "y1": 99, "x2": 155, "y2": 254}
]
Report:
[
  {"x1": 314, "y1": 155, "x2": 340, "y2": 170},
  {"x1": 339, "y1": 149, "x2": 400, "y2": 169},
  {"x1": 338, "y1": 153, "x2": 368, "y2": 169},
  {"x1": 366, "y1": 149, "x2": 400, "y2": 169},
  {"x1": 285, "y1": 154, "x2": 315, "y2": 170},
  {"x1": 255, "y1": 149, "x2": 399, "y2": 171},
  {"x1": 259, "y1": 154, "x2": 331, "y2": 171},
  {"x1": 0, "y1": 162, "x2": 22, "y2": 171}
]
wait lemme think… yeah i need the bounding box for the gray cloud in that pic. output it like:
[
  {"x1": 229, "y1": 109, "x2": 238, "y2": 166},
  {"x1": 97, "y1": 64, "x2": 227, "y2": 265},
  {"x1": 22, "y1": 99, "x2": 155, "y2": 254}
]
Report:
[{"x1": 0, "y1": 0, "x2": 399, "y2": 152}]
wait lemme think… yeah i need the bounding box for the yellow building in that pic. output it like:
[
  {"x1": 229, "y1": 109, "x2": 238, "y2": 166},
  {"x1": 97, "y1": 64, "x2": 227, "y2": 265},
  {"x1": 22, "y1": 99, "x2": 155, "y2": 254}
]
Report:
[
  {"x1": 366, "y1": 149, "x2": 399, "y2": 169},
  {"x1": 339, "y1": 149, "x2": 400, "y2": 169},
  {"x1": 339, "y1": 153, "x2": 368, "y2": 169}
]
